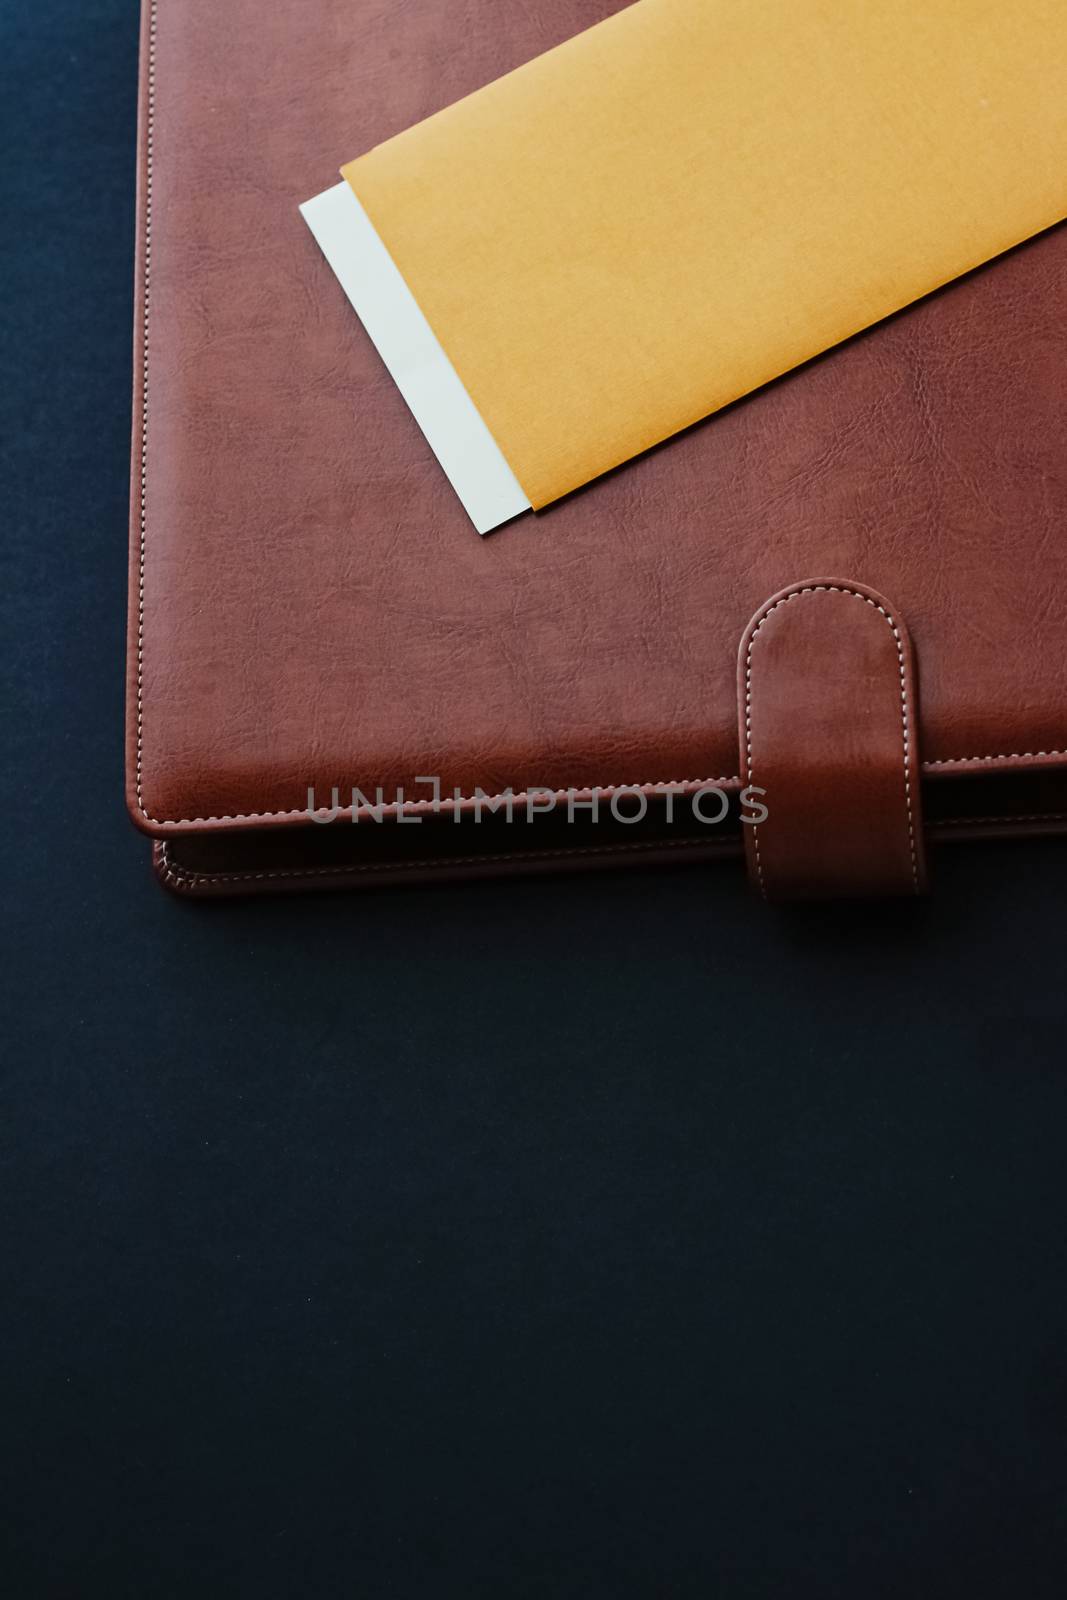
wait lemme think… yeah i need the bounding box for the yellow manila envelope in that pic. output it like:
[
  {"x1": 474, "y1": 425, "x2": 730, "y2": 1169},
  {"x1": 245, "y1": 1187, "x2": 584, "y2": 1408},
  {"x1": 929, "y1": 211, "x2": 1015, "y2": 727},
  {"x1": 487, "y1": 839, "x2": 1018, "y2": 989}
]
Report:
[{"x1": 332, "y1": 0, "x2": 1067, "y2": 518}]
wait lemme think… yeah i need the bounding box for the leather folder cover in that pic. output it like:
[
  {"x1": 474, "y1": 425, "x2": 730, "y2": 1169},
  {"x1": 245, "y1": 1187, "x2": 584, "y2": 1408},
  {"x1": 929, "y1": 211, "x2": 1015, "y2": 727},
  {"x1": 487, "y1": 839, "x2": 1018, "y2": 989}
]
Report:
[
  {"x1": 127, "y1": 0, "x2": 1067, "y2": 898},
  {"x1": 341, "y1": 0, "x2": 1067, "y2": 510}
]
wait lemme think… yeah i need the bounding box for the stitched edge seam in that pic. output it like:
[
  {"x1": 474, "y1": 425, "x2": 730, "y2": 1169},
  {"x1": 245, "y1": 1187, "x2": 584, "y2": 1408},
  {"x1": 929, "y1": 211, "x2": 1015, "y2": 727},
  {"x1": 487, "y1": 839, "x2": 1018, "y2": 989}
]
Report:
[
  {"x1": 134, "y1": 0, "x2": 156, "y2": 827},
  {"x1": 157, "y1": 811, "x2": 1067, "y2": 891},
  {"x1": 930, "y1": 812, "x2": 1067, "y2": 828},
  {"x1": 132, "y1": 1, "x2": 1065, "y2": 829},
  {"x1": 142, "y1": 778, "x2": 740, "y2": 829},
  {"x1": 157, "y1": 833, "x2": 732, "y2": 888},
  {"x1": 744, "y1": 584, "x2": 920, "y2": 898},
  {"x1": 924, "y1": 751, "x2": 1067, "y2": 766},
  {"x1": 136, "y1": 749, "x2": 1067, "y2": 829}
]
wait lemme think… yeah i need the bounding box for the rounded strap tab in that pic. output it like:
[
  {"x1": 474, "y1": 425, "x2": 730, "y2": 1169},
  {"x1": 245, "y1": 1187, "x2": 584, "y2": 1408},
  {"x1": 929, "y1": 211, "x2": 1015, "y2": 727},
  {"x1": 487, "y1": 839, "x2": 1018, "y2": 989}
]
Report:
[{"x1": 737, "y1": 579, "x2": 927, "y2": 900}]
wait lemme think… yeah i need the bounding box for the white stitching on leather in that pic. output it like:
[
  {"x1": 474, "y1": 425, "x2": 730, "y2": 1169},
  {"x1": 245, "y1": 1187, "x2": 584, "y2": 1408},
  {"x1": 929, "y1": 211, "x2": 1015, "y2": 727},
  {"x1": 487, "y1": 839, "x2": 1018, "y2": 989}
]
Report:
[
  {"x1": 134, "y1": 0, "x2": 156, "y2": 829},
  {"x1": 744, "y1": 584, "x2": 921, "y2": 897},
  {"x1": 924, "y1": 751, "x2": 1067, "y2": 766},
  {"x1": 157, "y1": 833, "x2": 732, "y2": 888},
  {"x1": 133, "y1": 0, "x2": 1064, "y2": 830},
  {"x1": 136, "y1": 750, "x2": 1067, "y2": 830},
  {"x1": 141, "y1": 778, "x2": 739, "y2": 829},
  {"x1": 157, "y1": 811, "x2": 1066, "y2": 891},
  {"x1": 931, "y1": 812, "x2": 1067, "y2": 827}
]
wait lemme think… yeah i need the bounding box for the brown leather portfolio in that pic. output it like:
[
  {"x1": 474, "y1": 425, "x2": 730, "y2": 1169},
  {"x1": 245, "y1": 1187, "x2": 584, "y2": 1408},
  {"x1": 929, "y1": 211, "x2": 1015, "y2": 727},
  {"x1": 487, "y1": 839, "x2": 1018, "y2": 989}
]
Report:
[{"x1": 127, "y1": 0, "x2": 1067, "y2": 901}]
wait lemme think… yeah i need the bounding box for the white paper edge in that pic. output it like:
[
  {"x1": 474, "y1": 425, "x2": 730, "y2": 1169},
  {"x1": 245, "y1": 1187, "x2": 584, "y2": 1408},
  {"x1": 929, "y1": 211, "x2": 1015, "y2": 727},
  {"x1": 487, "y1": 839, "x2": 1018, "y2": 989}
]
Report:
[{"x1": 300, "y1": 182, "x2": 530, "y2": 535}]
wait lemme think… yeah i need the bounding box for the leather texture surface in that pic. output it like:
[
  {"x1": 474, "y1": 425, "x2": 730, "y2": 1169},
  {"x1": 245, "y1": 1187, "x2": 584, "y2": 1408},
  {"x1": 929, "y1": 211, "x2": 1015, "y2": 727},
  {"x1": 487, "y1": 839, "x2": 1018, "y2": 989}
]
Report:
[
  {"x1": 127, "y1": 0, "x2": 1067, "y2": 891},
  {"x1": 738, "y1": 581, "x2": 927, "y2": 900}
]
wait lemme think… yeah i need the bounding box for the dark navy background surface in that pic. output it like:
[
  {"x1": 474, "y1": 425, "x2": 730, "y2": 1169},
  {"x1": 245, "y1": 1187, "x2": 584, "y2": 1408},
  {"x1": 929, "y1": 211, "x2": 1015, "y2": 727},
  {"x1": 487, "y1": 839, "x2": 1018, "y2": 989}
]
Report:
[{"x1": 3, "y1": 3, "x2": 1067, "y2": 1595}]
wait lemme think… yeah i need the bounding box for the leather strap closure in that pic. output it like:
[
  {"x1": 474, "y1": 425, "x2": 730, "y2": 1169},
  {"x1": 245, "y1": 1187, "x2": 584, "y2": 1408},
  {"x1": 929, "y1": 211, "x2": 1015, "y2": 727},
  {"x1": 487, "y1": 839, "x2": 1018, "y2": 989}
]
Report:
[{"x1": 737, "y1": 579, "x2": 927, "y2": 900}]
